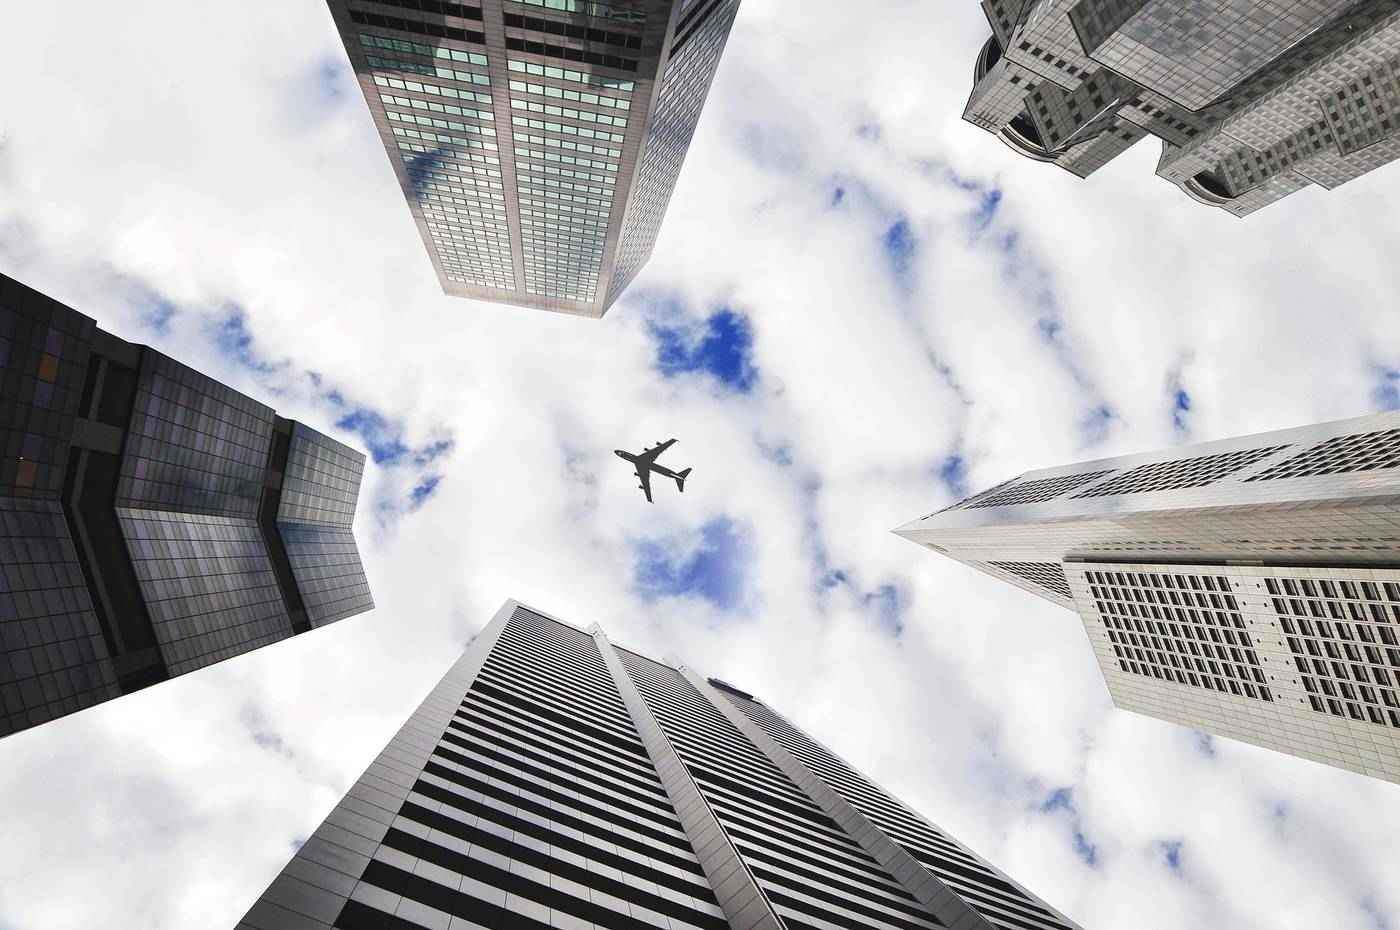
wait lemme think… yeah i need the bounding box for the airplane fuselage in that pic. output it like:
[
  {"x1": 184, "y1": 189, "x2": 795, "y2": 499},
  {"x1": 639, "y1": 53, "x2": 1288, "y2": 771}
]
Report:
[{"x1": 614, "y1": 450, "x2": 682, "y2": 480}]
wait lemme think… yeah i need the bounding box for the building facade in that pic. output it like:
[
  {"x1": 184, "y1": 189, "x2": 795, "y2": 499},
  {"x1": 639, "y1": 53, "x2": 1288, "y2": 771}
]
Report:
[
  {"x1": 966, "y1": 1, "x2": 1400, "y2": 216},
  {"x1": 326, "y1": 0, "x2": 740, "y2": 317},
  {"x1": 897, "y1": 412, "x2": 1400, "y2": 784},
  {"x1": 0, "y1": 272, "x2": 374, "y2": 738},
  {"x1": 238, "y1": 599, "x2": 1080, "y2": 930}
]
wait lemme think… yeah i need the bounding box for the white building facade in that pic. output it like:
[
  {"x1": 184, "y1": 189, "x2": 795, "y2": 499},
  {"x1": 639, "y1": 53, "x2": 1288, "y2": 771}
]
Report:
[{"x1": 897, "y1": 412, "x2": 1400, "y2": 784}]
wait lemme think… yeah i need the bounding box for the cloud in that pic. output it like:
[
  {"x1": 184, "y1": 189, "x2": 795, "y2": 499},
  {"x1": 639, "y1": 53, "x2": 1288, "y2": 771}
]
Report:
[{"x1": 2, "y1": 2, "x2": 1400, "y2": 930}]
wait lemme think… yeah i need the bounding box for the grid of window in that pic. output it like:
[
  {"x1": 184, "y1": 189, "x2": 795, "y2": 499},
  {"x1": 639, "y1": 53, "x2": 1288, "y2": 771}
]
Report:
[
  {"x1": 1089, "y1": 568, "x2": 1273, "y2": 702},
  {"x1": 620, "y1": 646, "x2": 938, "y2": 930},
  {"x1": 1267, "y1": 576, "x2": 1400, "y2": 729},
  {"x1": 1247, "y1": 429, "x2": 1400, "y2": 481},
  {"x1": 115, "y1": 509, "x2": 292, "y2": 677},
  {"x1": 1070, "y1": 446, "x2": 1289, "y2": 498},
  {"x1": 0, "y1": 498, "x2": 118, "y2": 737},
  {"x1": 365, "y1": 21, "x2": 518, "y2": 292},
  {"x1": 276, "y1": 524, "x2": 373, "y2": 628},
  {"x1": 116, "y1": 352, "x2": 275, "y2": 518},
  {"x1": 274, "y1": 425, "x2": 373, "y2": 627},
  {"x1": 724, "y1": 689, "x2": 1079, "y2": 930},
  {"x1": 961, "y1": 470, "x2": 1115, "y2": 509},
  {"x1": 333, "y1": 606, "x2": 728, "y2": 930},
  {"x1": 989, "y1": 561, "x2": 1072, "y2": 600},
  {"x1": 607, "y1": 0, "x2": 737, "y2": 304},
  {"x1": 278, "y1": 425, "x2": 365, "y2": 527},
  {"x1": 0, "y1": 282, "x2": 96, "y2": 500}
]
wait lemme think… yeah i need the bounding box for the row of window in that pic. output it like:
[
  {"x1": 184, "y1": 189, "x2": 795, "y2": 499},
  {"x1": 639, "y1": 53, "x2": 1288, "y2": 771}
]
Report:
[
  {"x1": 518, "y1": 184, "x2": 610, "y2": 209},
  {"x1": 359, "y1": 32, "x2": 487, "y2": 66},
  {"x1": 511, "y1": 115, "x2": 624, "y2": 143},
  {"x1": 510, "y1": 96, "x2": 627, "y2": 127},
  {"x1": 509, "y1": 78, "x2": 630, "y2": 109},
  {"x1": 503, "y1": 12, "x2": 642, "y2": 51},
  {"x1": 515, "y1": 144, "x2": 618, "y2": 171},
  {"x1": 368, "y1": 54, "x2": 492, "y2": 90},
  {"x1": 517, "y1": 171, "x2": 611, "y2": 197},
  {"x1": 391, "y1": 125, "x2": 498, "y2": 151},
  {"x1": 512, "y1": 131, "x2": 619, "y2": 158},
  {"x1": 382, "y1": 94, "x2": 493, "y2": 123},
  {"x1": 514, "y1": 159, "x2": 615, "y2": 187},
  {"x1": 349, "y1": 10, "x2": 483, "y2": 44},
  {"x1": 513, "y1": 0, "x2": 645, "y2": 25},
  {"x1": 373, "y1": 73, "x2": 490, "y2": 105},
  {"x1": 507, "y1": 58, "x2": 633, "y2": 92}
]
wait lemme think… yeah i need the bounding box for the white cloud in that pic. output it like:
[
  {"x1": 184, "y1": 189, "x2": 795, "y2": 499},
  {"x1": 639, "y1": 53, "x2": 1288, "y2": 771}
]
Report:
[{"x1": 3, "y1": 1, "x2": 1400, "y2": 928}]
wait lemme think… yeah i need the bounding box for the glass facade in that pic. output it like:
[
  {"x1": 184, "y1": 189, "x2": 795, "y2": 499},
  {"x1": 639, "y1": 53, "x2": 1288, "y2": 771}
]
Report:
[
  {"x1": 0, "y1": 276, "x2": 96, "y2": 501},
  {"x1": 274, "y1": 424, "x2": 374, "y2": 628},
  {"x1": 0, "y1": 271, "x2": 374, "y2": 739},
  {"x1": 327, "y1": 0, "x2": 739, "y2": 316},
  {"x1": 237, "y1": 601, "x2": 1079, "y2": 930}
]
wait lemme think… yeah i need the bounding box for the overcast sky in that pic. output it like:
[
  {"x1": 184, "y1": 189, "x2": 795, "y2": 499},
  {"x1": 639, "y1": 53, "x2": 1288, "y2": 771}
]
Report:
[{"x1": 5, "y1": 1, "x2": 1400, "y2": 928}]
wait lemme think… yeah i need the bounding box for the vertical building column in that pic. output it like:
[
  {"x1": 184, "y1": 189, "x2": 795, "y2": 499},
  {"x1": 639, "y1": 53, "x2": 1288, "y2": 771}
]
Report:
[
  {"x1": 589, "y1": 625, "x2": 784, "y2": 930},
  {"x1": 237, "y1": 600, "x2": 516, "y2": 930},
  {"x1": 680, "y1": 668, "x2": 998, "y2": 930}
]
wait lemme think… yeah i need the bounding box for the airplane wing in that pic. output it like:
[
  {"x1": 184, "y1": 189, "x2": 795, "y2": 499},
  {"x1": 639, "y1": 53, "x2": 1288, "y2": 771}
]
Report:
[
  {"x1": 636, "y1": 438, "x2": 677, "y2": 466},
  {"x1": 635, "y1": 466, "x2": 654, "y2": 503}
]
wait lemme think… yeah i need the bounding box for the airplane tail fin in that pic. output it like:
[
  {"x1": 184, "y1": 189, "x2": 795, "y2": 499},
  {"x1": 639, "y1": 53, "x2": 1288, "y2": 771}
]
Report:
[{"x1": 675, "y1": 468, "x2": 692, "y2": 493}]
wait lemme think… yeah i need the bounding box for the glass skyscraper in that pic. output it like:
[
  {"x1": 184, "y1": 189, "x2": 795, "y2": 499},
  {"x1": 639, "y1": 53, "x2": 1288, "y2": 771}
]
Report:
[
  {"x1": 325, "y1": 0, "x2": 740, "y2": 317},
  {"x1": 0, "y1": 272, "x2": 374, "y2": 738},
  {"x1": 966, "y1": 1, "x2": 1400, "y2": 215},
  {"x1": 897, "y1": 411, "x2": 1400, "y2": 785},
  {"x1": 237, "y1": 600, "x2": 1080, "y2": 930}
]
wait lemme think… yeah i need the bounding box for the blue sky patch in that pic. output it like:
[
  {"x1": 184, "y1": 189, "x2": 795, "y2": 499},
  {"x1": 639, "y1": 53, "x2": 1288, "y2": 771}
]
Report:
[
  {"x1": 633, "y1": 517, "x2": 750, "y2": 612},
  {"x1": 651, "y1": 309, "x2": 758, "y2": 393},
  {"x1": 336, "y1": 407, "x2": 411, "y2": 465},
  {"x1": 1039, "y1": 787, "x2": 1100, "y2": 867},
  {"x1": 1079, "y1": 404, "x2": 1118, "y2": 447},
  {"x1": 409, "y1": 475, "x2": 442, "y2": 509},
  {"x1": 1156, "y1": 839, "x2": 1184, "y2": 872},
  {"x1": 1374, "y1": 366, "x2": 1400, "y2": 411},
  {"x1": 883, "y1": 217, "x2": 918, "y2": 291},
  {"x1": 211, "y1": 308, "x2": 285, "y2": 375},
  {"x1": 938, "y1": 453, "x2": 969, "y2": 500}
]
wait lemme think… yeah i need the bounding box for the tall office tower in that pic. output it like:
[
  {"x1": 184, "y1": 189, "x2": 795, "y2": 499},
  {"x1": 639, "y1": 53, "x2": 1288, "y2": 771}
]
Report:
[
  {"x1": 238, "y1": 599, "x2": 1080, "y2": 930},
  {"x1": 325, "y1": 0, "x2": 739, "y2": 317},
  {"x1": 0, "y1": 272, "x2": 374, "y2": 738},
  {"x1": 896, "y1": 411, "x2": 1400, "y2": 785},
  {"x1": 965, "y1": 1, "x2": 1400, "y2": 216}
]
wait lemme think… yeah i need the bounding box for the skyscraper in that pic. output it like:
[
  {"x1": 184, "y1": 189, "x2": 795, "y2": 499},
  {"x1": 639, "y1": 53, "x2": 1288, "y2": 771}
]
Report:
[
  {"x1": 325, "y1": 0, "x2": 740, "y2": 317},
  {"x1": 896, "y1": 411, "x2": 1400, "y2": 785},
  {"x1": 0, "y1": 272, "x2": 374, "y2": 738},
  {"x1": 238, "y1": 599, "x2": 1080, "y2": 930},
  {"x1": 966, "y1": 1, "x2": 1400, "y2": 216}
]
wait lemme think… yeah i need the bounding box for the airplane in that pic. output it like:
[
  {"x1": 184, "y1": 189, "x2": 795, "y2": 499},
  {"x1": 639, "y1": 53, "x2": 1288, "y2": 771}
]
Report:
[{"x1": 615, "y1": 438, "x2": 691, "y2": 503}]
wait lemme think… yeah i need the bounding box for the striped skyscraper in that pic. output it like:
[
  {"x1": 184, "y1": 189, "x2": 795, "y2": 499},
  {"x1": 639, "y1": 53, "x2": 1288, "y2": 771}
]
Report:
[{"x1": 238, "y1": 600, "x2": 1079, "y2": 930}]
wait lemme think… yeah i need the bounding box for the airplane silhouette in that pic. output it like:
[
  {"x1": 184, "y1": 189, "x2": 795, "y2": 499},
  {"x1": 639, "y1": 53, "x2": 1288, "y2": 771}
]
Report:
[{"x1": 615, "y1": 439, "x2": 691, "y2": 503}]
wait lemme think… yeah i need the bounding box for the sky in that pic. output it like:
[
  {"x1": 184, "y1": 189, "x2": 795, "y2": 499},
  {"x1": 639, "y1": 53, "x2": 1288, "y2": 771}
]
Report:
[{"x1": 3, "y1": 1, "x2": 1400, "y2": 928}]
